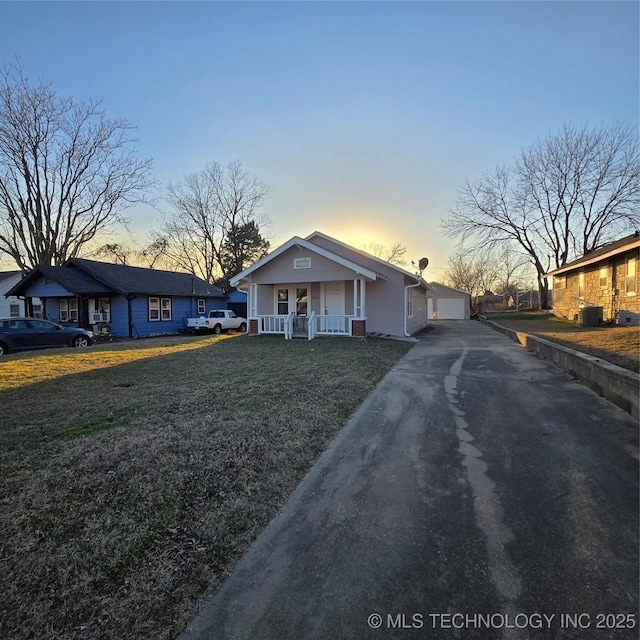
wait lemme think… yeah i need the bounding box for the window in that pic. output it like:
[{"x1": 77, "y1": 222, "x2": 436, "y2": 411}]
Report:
[
  {"x1": 149, "y1": 297, "x2": 160, "y2": 321},
  {"x1": 149, "y1": 297, "x2": 172, "y2": 321},
  {"x1": 197, "y1": 299, "x2": 206, "y2": 314},
  {"x1": 90, "y1": 297, "x2": 111, "y2": 322},
  {"x1": 277, "y1": 289, "x2": 289, "y2": 315},
  {"x1": 59, "y1": 298, "x2": 78, "y2": 322},
  {"x1": 599, "y1": 266, "x2": 608, "y2": 289},
  {"x1": 32, "y1": 303, "x2": 43, "y2": 318},
  {"x1": 554, "y1": 275, "x2": 566, "y2": 290},
  {"x1": 407, "y1": 292, "x2": 414, "y2": 318},
  {"x1": 578, "y1": 272, "x2": 585, "y2": 299},
  {"x1": 296, "y1": 288, "x2": 308, "y2": 315},
  {"x1": 294, "y1": 257, "x2": 311, "y2": 269},
  {"x1": 161, "y1": 298, "x2": 172, "y2": 320},
  {"x1": 9, "y1": 304, "x2": 20, "y2": 317},
  {"x1": 626, "y1": 257, "x2": 636, "y2": 295}
]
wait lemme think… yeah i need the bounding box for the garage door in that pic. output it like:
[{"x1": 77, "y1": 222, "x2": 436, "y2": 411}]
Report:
[{"x1": 436, "y1": 298, "x2": 468, "y2": 319}]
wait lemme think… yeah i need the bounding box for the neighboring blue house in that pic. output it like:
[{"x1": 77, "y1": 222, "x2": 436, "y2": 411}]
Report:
[{"x1": 6, "y1": 258, "x2": 227, "y2": 338}]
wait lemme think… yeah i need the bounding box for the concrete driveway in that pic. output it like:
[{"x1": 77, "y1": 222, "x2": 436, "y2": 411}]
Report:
[{"x1": 180, "y1": 320, "x2": 639, "y2": 640}]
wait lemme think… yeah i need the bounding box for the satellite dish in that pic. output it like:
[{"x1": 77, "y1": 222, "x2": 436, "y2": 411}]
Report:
[{"x1": 418, "y1": 257, "x2": 429, "y2": 271}]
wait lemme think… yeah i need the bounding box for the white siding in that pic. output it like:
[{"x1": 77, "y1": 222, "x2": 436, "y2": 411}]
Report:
[{"x1": 0, "y1": 273, "x2": 26, "y2": 317}]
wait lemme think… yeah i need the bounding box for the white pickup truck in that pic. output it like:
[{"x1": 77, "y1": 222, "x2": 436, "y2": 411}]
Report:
[{"x1": 186, "y1": 309, "x2": 247, "y2": 334}]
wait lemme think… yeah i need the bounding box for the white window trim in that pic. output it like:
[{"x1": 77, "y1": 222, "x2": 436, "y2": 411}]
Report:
[
  {"x1": 197, "y1": 298, "x2": 206, "y2": 314},
  {"x1": 161, "y1": 297, "x2": 172, "y2": 321},
  {"x1": 294, "y1": 257, "x2": 311, "y2": 269},
  {"x1": 59, "y1": 298, "x2": 78, "y2": 322},
  {"x1": 149, "y1": 297, "x2": 160, "y2": 322}
]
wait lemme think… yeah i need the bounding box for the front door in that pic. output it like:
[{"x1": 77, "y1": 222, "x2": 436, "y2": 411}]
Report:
[
  {"x1": 324, "y1": 282, "x2": 345, "y2": 315},
  {"x1": 323, "y1": 282, "x2": 346, "y2": 332}
]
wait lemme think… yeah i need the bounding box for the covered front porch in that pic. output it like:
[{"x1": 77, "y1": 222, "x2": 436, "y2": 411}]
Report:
[{"x1": 247, "y1": 279, "x2": 368, "y2": 340}]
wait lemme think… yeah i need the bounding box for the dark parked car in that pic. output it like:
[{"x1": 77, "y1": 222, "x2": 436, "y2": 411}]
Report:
[{"x1": 0, "y1": 318, "x2": 93, "y2": 356}]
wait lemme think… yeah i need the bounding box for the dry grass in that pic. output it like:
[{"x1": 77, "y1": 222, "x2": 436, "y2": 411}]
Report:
[
  {"x1": 0, "y1": 334, "x2": 412, "y2": 639},
  {"x1": 486, "y1": 311, "x2": 640, "y2": 372}
]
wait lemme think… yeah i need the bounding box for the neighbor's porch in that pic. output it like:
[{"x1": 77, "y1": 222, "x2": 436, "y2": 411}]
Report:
[{"x1": 246, "y1": 279, "x2": 368, "y2": 339}]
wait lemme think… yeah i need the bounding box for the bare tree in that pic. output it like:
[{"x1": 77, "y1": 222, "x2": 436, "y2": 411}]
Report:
[
  {"x1": 442, "y1": 123, "x2": 639, "y2": 308},
  {"x1": 94, "y1": 243, "x2": 132, "y2": 265},
  {"x1": 492, "y1": 247, "x2": 532, "y2": 303},
  {"x1": 364, "y1": 241, "x2": 408, "y2": 266},
  {"x1": 444, "y1": 249, "x2": 499, "y2": 303},
  {"x1": 0, "y1": 63, "x2": 154, "y2": 271},
  {"x1": 152, "y1": 160, "x2": 270, "y2": 284}
]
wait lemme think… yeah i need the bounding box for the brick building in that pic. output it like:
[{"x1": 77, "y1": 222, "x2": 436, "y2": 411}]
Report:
[{"x1": 545, "y1": 232, "x2": 640, "y2": 325}]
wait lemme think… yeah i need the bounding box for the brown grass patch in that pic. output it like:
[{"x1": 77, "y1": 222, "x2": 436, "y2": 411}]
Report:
[
  {"x1": 485, "y1": 312, "x2": 639, "y2": 372},
  {"x1": 0, "y1": 334, "x2": 411, "y2": 639}
]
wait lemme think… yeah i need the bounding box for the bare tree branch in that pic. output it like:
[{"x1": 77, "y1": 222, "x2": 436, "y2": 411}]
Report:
[
  {"x1": 442, "y1": 122, "x2": 639, "y2": 308},
  {"x1": 152, "y1": 160, "x2": 270, "y2": 284},
  {"x1": 0, "y1": 63, "x2": 155, "y2": 270},
  {"x1": 363, "y1": 241, "x2": 408, "y2": 266}
]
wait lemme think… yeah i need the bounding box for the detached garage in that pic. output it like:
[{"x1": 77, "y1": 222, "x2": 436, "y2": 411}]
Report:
[{"x1": 427, "y1": 282, "x2": 470, "y2": 320}]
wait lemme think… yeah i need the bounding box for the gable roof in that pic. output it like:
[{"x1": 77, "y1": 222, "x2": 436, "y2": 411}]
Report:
[
  {"x1": 230, "y1": 231, "x2": 429, "y2": 289},
  {"x1": 7, "y1": 264, "x2": 113, "y2": 297},
  {"x1": 230, "y1": 236, "x2": 380, "y2": 286},
  {"x1": 545, "y1": 232, "x2": 640, "y2": 277},
  {"x1": 7, "y1": 259, "x2": 224, "y2": 298},
  {"x1": 305, "y1": 231, "x2": 428, "y2": 284},
  {"x1": 428, "y1": 281, "x2": 470, "y2": 298}
]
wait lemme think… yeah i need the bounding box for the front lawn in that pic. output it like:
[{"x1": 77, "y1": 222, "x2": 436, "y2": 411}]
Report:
[
  {"x1": 0, "y1": 334, "x2": 412, "y2": 639},
  {"x1": 485, "y1": 311, "x2": 639, "y2": 372}
]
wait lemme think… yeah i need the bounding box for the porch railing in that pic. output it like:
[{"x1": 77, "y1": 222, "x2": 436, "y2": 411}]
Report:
[
  {"x1": 258, "y1": 314, "x2": 289, "y2": 335},
  {"x1": 257, "y1": 313, "x2": 352, "y2": 339},
  {"x1": 311, "y1": 314, "x2": 351, "y2": 336}
]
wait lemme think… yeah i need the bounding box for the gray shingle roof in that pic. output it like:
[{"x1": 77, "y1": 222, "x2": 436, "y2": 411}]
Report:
[
  {"x1": 40, "y1": 265, "x2": 114, "y2": 295},
  {"x1": 546, "y1": 232, "x2": 640, "y2": 276},
  {"x1": 68, "y1": 259, "x2": 224, "y2": 297},
  {"x1": 0, "y1": 271, "x2": 22, "y2": 283},
  {"x1": 6, "y1": 260, "x2": 225, "y2": 298}
]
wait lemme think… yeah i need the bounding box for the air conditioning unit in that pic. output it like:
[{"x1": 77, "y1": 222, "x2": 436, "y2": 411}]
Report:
[
  {"x1": 577, "y1": 306, "x2": 603, "y2": 327},
  {"x1": 91, "y1": 313, "x2": 109, "y2": 323}
]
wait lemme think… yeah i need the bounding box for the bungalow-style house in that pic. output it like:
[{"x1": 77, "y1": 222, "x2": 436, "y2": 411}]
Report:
[
  {"x1": 545, "y1": 232, "x2": 640, "y2": 325},
  {"x1": 427, "y1": 282, "x2": 471, "y2": 319},
  {"x1": 6, "y1": 258, "x2": 226, "y2": 338},
  {"x1": 229, "y1": 231, "x2": 430, "y2": 339}
]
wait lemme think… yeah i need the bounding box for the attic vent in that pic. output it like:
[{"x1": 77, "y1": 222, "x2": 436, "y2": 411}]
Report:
[{"x1": 294, "y1": 257, "x2": 311, "y2": 269}]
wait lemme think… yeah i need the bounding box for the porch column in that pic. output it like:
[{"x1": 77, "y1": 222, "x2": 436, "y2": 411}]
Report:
[
  {"x1": 351, "y1": 278, "x2": 366, "y2": 337},
  {"x1": 353, "y1": 278, "x2": 366, "y2": 317},
  {"x1": 353, "y1": 279, "x2": 358, "y2": 317}
]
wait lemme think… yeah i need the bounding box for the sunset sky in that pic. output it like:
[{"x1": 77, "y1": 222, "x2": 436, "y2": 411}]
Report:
[{"x1": 0, "y1": 1, "x2": 638, "y2": 277}]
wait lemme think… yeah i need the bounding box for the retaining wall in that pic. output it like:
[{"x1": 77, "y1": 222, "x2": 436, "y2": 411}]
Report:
[{"x1": 479, "y1": 317, "x2": 639, "y2": 419}]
